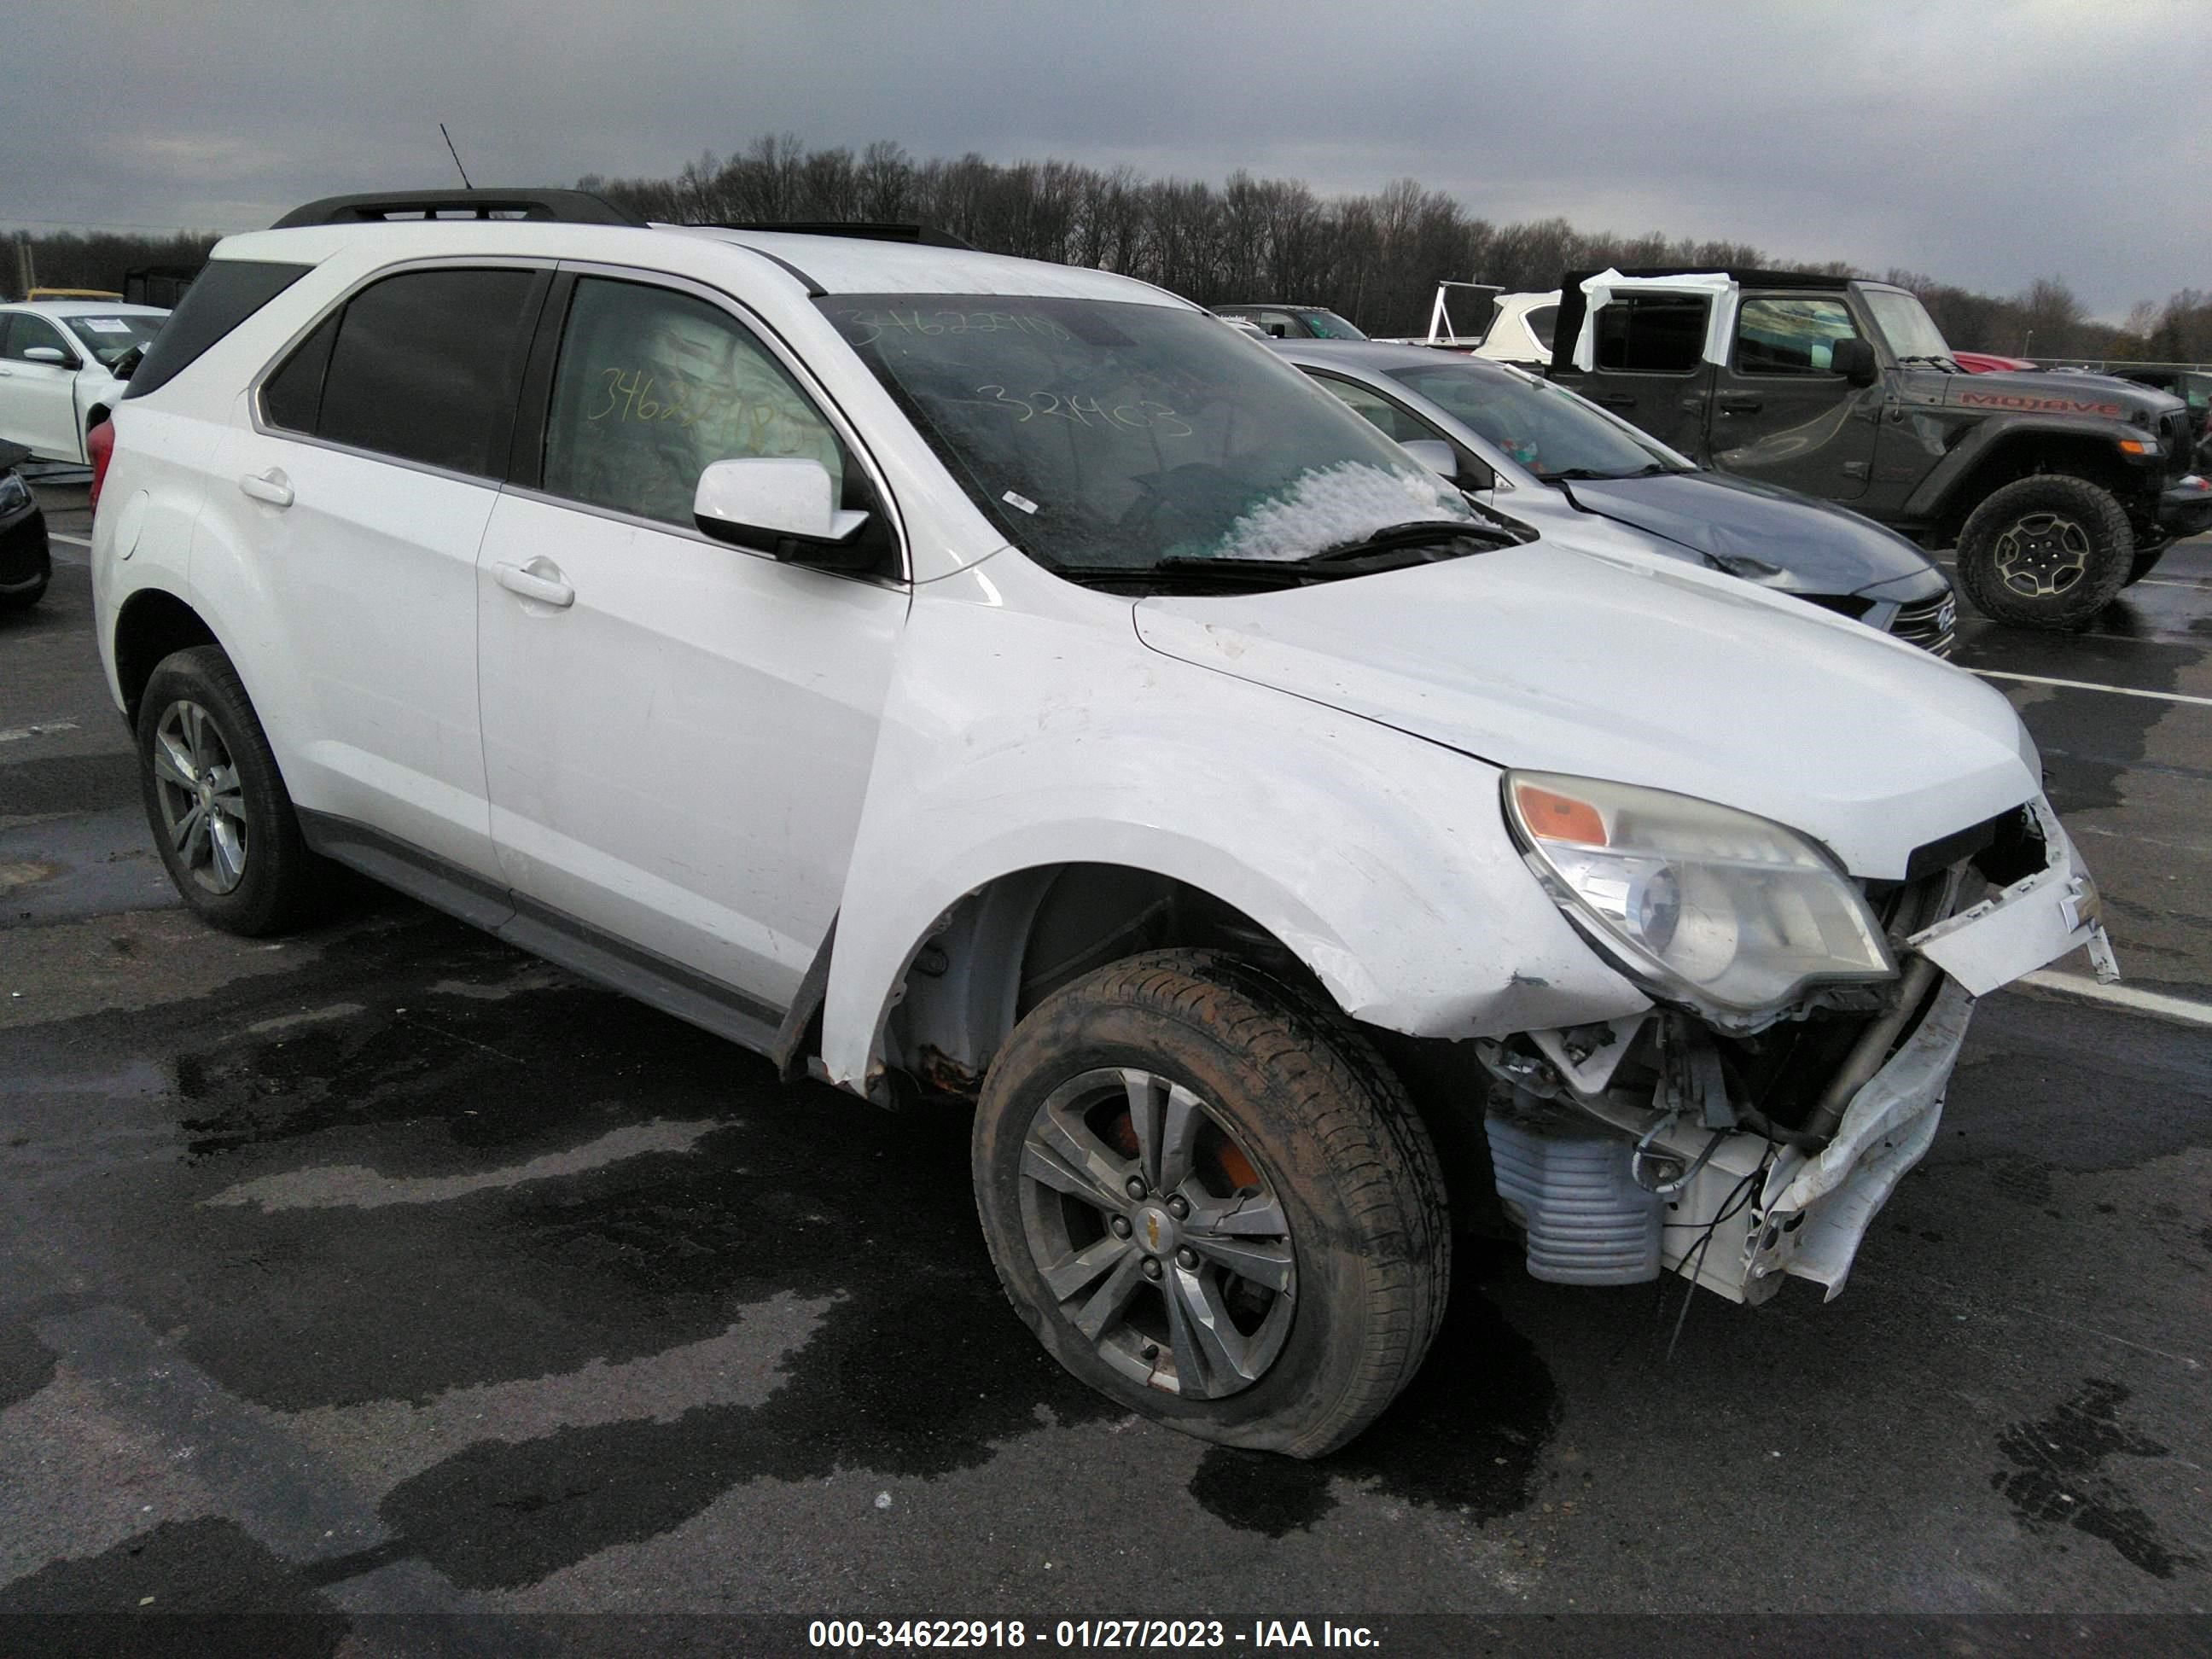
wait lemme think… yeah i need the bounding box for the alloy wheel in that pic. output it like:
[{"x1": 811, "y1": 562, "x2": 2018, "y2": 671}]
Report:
[
  {"x1": 150, "y1": 699, "x2": 249, "y2": 895},
  {"x1": 1992, "y1": 510, "x2": 2092, "y2": 598},
  {"x1": 1016, "y1": 1067, "x2": 1297, "y2": 1400}
]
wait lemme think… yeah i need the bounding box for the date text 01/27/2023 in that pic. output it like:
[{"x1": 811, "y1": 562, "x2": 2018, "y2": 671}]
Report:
[{"x1": 806, "y1": 1618, "x2": 1380, "y2": 1649}]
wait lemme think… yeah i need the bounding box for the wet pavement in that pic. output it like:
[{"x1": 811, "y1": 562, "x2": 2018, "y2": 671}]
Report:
[{"x1": 3, "y1": 484, "x2": 2209, "y2": 1639}]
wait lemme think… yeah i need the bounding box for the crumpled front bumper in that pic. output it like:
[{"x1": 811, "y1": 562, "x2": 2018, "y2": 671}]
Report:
[{"x1": 1509, "y1": 795, "x2": 2116, "y2": 1306}]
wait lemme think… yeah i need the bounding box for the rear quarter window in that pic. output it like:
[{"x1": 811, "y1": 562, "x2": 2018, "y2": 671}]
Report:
[
  {"x1": 306, "y1": 268, "x2": 542, "y2": 477},
  {"x1": 1595, "y1": 295, "x2": 1709, "y2": 374},
  {"x1": 122, "y1": 259, "x2": 311, "y2": 399}
]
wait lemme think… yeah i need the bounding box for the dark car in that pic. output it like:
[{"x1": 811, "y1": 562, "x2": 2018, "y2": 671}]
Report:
[
  {"x1": 2098, "y1": 365, "x2": 2212, "y2": 467},
  {"x1": 1547, "y1": 269, "x2": 2210, "y2": 629},
  {"x1": 1273, "y1": 341, "x2": 1956, "y2": 654},
  {"x1": 0, "y1": 440, "x2": 51, "y2": 610},
  {"x1": 1213, "y1": 303, "x2": 1367, "y2": 341}
]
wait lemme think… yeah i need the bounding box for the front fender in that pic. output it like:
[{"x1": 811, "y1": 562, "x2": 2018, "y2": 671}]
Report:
[
  {"x1": 1900, "y1": 411, "x2": 2159, "y2": 523},
  {"x1": 818, "y1": 555, "x2": 1646, "y2": 1089}
]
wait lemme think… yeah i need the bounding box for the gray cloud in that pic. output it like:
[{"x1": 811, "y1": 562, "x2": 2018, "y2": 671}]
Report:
[{"x1": 4, "y1": 0, "x2": 2205, "y2": 317}]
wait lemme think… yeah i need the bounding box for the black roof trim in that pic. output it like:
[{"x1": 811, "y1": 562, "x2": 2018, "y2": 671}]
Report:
[
  {"x1": 272, "y1": 189, "x2": 643, "y2": 230},
  {"x1": 695, "y1": 221, "x2": 977, "y2": 251}
]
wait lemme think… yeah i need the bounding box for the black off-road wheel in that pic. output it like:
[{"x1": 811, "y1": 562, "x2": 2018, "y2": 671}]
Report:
[
  {"x1": 1954, "y1": 474, "x2": 2133, "y2": 630},
  {"x1": 972, "y1": 948, "x2": 1450, "y2": 1458},
  {"x1": 136, "y1": 644, "x2": 328, "y2": 935}
]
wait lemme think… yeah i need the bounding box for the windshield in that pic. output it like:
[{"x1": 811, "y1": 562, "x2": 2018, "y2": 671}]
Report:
[
  {"x1": 61, "y1": 313, "x2": 165, "y2": 368},
  {"x1": 1385, "y1": 361, "x2": 1690, "y2": 480},
  {"x1": 820, "y1": 294, "x2": 1473, "y2": 572},
  {"x1": 1863, "y1": 290, "x2": 1953, "y2": 363}
]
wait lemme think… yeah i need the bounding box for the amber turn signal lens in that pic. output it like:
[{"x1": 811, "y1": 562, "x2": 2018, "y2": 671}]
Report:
[
  {"x1": 2118, "y1": 439, "x2": 2156, "y2": 455},
  {"x1": 1512, "y1": 781, "x2": 1608, "y2": 846}
]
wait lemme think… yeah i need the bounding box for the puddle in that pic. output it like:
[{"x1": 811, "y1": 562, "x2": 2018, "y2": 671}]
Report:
[{"x1": 1991, "y1": 1378, "x2": 2201, "y2": 1580}]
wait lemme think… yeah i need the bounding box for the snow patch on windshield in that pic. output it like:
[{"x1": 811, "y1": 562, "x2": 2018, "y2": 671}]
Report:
[{"x1": 1211, "y1": 463, "x2": 1470, "y2": 563}]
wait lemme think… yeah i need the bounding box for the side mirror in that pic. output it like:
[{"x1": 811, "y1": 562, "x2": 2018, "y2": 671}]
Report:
[
  {"x1": 1830, "y1": 337, "x2": 1877, "y2": 387},
  {"x1": 693, "y1": 457, "x2": 871, "y2": 568},
  {"x1": 22, "y1": 346, "x2": 78, "y2": 370},
  {"x1": 1399, "y1": 438, "x2": 1458, "y2": 480}
]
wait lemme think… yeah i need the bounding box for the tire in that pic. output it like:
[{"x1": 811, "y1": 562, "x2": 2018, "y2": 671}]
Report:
[
  {"x1": 136, "y1": 644, "x2": 327, "y2": 935},
  {"x1": 1954, "y1": 474, "x2": 2133, "y2": 631},
  {"x1": 0, "y1": 577, "x2": 46, "y2": 612},
  {"x1": 973, "y1": 948, "x2": 1450, "y2": 1458}
]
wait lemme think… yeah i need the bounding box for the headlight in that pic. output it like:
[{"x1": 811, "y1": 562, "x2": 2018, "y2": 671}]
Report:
[
  {"x1": 0, "y1": 473, "x2": 27, "y2": 514},
  {"x1": 1504, "y1": 771, "x2": 1895, "y2": 1020}
]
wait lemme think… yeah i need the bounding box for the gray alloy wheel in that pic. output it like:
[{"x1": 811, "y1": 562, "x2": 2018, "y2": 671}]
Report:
[
  {"x1": 1954, "y1": 473, "x2": 2132, "y2": 631},
  {"x1": 135, "y1": 643, "x2": 327, "y2": 936},
  {"x1": 149, "y1": 698, "x2": 250, "y2": 895},
  {"x1": 1990, "y1": 509, "x2": 2093, "y2": 599},
  {"x1": 1017, "y1": 1066, "x2": 1297, "y2": 1400}
]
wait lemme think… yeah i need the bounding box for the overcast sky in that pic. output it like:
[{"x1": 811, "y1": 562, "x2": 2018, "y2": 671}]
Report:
[{"x1": 5, "y1": 0, "x2": 2204, "y2": 320}]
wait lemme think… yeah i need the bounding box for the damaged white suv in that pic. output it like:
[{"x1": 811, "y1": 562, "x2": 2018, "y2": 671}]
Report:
[{"x1": 93, "y1": 190, "x2": 2117, "y2": 1458}]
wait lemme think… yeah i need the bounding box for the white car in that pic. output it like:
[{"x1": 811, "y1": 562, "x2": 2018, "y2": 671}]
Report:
[
  {"x1": 91, "y1": 190, "x2": 2116, "y2": 1458},
  {"x1": 0, "y1": 300, "x2": 169, "y2": 463}
]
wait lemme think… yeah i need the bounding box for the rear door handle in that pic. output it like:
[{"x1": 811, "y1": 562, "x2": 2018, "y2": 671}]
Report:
[
  {"x1": 496, "y1": 559, "x2": 575, "y2": 608},
  {"x1": 1715, "y1": 395, "x2": 1764, "y2": 415},
  {"x1": 239, "y1": 469, "x2": 293, "y2": 507},
  {"x1": 1598, "y1": 392, "x2": 1637, "y2": 408}
]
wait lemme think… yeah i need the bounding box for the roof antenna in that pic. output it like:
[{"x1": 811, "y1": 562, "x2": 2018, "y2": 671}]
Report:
[{"x1": 439, "y1": 123, "x2": 474, "y2": 189}]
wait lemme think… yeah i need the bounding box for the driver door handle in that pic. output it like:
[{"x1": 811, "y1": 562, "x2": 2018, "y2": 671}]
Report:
[
  {"x1": 239, "y1": 469, "x2": 293, "y2": 507},
  {"x1": 1715, "y1": 395, "x2": 1765, "y2": 415},
  {"x1": 496, "y1": 560, "x2": 575, "y2": 608},
  {"x1": 1597, "y1": 392, "x2": 1637, "y2": 408}
]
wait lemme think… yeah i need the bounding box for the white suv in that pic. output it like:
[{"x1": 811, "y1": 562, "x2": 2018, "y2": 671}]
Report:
[{"x1": 92, "y1": 189, "x2": 2116, "y2": 1457}]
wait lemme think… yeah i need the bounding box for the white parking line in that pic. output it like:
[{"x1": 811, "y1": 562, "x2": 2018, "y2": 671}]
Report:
[
  {"x1": 49, "y1": 532, "x2": 91, "y2": 548},
  {"x1": 1970, "y1": 669, "x2": 2212, "y2": 709},
  {"x1": 2015, "y1": 969, "x2": 2212, "y2": 1029}
]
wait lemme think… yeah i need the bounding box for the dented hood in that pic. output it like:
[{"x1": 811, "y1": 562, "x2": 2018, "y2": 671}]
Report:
[
  {"x1": 1133, "y1": 544, "x2": 2034, "y2": 879},
  {"x1": 1557, "y1": 471, "x2": 1938, "y2": 597}
]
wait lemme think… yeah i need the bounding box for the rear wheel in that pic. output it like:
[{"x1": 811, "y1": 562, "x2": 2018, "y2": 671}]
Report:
[
  {"x1": 1954, "y1": 474, "x2": 2133, "y2": 630},
  {"x1": 136, "y1": 645, "x2": 327, "y2": 935},
  {"x1": 972, "y1": 949, "x2": 1450, "y2": 1458}
]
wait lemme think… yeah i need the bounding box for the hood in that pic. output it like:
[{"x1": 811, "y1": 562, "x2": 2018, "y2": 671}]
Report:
[
  {"x1": 1557, "y1": 470, "x2": 1936, "y2": 597},
  {"x1": 1934, "y1": 369, "x2": 2180, "y2": 421},
  {"x1": 1133, "y1": 544, "x2": 2033, "y2": 880}
]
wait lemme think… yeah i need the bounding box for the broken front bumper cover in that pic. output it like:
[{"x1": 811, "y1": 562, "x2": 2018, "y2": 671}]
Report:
[{"x1": 1503, "y1": 794, "x2": 2116, "y2": 1305}]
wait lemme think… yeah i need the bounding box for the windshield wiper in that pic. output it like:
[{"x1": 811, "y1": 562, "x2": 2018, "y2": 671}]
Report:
[
  {"x1": 1303, "y1": 518, "x2": 1517, "y2": 564},
  {"x1": 1045, "y1": 521, "x2": 1515, "y2": 594},
  {"x1": 1545, "y1": 464, "x2": 1677, "y2": 482}
]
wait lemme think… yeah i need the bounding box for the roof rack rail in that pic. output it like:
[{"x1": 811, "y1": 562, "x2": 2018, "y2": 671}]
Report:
[
  {"x1": 271, "y1": 189, "x2": 643, "y2": 230},
  {"x1": 696, "y1": 220, "x2": 977, "y2": 251}
]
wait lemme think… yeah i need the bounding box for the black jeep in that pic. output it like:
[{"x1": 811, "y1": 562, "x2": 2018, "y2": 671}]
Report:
[{"x1": 1547, "y1": 268, "x2": 2210, "y2": 629}]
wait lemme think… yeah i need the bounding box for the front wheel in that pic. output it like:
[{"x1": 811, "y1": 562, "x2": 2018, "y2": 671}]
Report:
[
  {"x1": 972, "y1": 949, "x2": 1450, "y2": 1458},
  {"x1": 1954, "y1": 474, "x2": 2133, "y2": 630}
]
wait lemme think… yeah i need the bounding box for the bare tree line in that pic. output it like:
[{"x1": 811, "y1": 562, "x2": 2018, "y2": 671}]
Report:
[
  {"x1": 579, "y1": 134, "x2": 2210, "y2": 362},
  {"x1": 9, "y1": 135, "x2": 2209, "y2": 363}
]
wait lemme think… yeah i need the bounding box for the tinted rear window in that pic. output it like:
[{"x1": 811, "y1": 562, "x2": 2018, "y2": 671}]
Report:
[
  {"x1": 1595, "y1": 294, "x2": 1708, "y2": 374},
  {"x1": 122, "y1": 259, "x2": 310, "y2": 399},
  {"x1": 314, "y1": 269, "x2": 539, "y2": 476}
]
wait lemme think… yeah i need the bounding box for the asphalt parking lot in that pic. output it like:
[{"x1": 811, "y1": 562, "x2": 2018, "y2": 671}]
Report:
[{"x1": 3, "y1": 480, "x2": 2208, "y2": 1643}]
